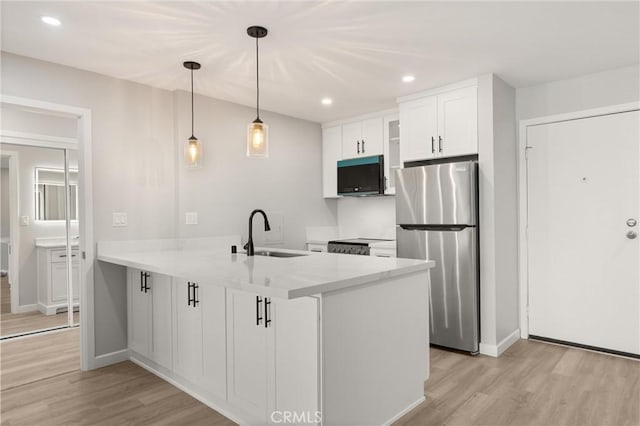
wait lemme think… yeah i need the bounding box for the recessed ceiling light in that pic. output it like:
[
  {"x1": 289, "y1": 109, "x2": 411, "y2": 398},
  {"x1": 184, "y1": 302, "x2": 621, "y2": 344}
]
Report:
[
  {"x1": 402, "y1": 75, "x2": 415, "y2": 83},
  {"x1": 41, "y1": 16, "x2": 61, "y2": 26},
  {"x1": 321, "y1": 98, "x2": 333, "y2": 106}
]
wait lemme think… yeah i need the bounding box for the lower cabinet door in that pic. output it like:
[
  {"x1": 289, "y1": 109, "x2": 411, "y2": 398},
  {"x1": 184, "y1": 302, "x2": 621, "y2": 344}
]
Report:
[
  {"x1": 173, "y1": 279, "x2": 203, "y2": 383},
  {"x1": 226, "y1": 288, "x2": 269, "y2": 422},
  {"x1": 128, "y1": 268, "x2": 150, "y2": 358},
  {"x1": 150, "y1": 273, "x2": 172, "y2": 369},
  {"x1": 269, "y1": 297, "x2": 320, "y2": 425},
  {"x1": 201, "y1": 284, "x2": 227, "y2": 400}
]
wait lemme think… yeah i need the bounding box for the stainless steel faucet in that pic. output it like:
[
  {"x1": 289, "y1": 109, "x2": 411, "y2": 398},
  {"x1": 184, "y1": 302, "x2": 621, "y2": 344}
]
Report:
[{"x1": 244, "y1": 209, "x2": 271, "y2": 256}]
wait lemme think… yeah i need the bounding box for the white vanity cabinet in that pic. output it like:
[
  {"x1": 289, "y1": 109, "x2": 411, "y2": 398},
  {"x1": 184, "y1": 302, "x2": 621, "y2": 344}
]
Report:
[
  {"x1": 226, "y1": 288, "x2": 319, "y2": 424},
  {"x1": 127, "y1": 268, "x2": 172, "y2": 369},
  {"x1": 37, "y1": 246, "x2": 80, "y2": 315},
  {"x1": 400, "y1": 84, "x2": 477, "y2": 163},
  {"x1": 172, "y1": 278, "x2": 227, "y2": 401}
]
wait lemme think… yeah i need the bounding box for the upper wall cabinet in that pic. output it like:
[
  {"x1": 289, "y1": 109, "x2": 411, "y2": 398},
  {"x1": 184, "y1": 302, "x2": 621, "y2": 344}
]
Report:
[
  {"x1": 341, "y1": 118, "x2": 383, "y2": 159},
  {"x1": 399, "y1": 85, "x2": 477, "y2": 163},
  {"x1": 322, "y1": 110, "x2": 397, "y2": 199}
]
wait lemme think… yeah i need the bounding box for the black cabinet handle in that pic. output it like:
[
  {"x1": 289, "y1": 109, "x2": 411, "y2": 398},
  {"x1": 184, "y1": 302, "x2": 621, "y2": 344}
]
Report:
[
  {"x1": 140, "y1": 271, "x2": 144, "y2": 292},
  {"x1": 356, "y1": 140, "x2": 360, "y2": 154},
  {"x1": 187, "y1": 282, "x2": 194, "y2": 306},
  {"x1": 256, "y1": 296, "x2": 263, "y2": 326},
  {"x1": 143, "y1": 273, "x2": 150, "y2": 293},
  {"x1": 193, "y1": 283, "x2": 199, "y2": 307},
  {"x1": 264, "y1": 298, "x2": 271, "y2": 328},
  {"x1": 362, "y1": 139, "x2": 365, "y2": 153},
  {"x1": 431, "y1": 137, "x2": 435, "y2": 153},
  {"x1": 438, "y1": 136, "x2": 443, "y2": 153}
]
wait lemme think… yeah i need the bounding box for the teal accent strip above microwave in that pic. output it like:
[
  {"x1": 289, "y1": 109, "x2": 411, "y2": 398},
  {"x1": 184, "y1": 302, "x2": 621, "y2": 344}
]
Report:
[{"x1": 337, "y1": 155, "x2": 381, "y2": 168}]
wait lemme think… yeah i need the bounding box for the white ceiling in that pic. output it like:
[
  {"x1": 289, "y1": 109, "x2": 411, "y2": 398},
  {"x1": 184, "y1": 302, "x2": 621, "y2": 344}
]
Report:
[{"x1": 1, "y1": 1, "x2": 638, "y2": 123}]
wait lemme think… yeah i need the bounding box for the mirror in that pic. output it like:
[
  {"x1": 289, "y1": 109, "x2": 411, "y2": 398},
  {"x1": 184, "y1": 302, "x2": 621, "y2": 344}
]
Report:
[{"x1": 35, "y1": 168, "x2": 78, "y2": 221}]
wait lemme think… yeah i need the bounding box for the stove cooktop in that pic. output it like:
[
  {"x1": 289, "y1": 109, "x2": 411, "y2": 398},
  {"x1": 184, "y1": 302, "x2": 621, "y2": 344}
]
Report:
[{"x1": 328, "y1": 238, "x2": 393, "y2": 246}]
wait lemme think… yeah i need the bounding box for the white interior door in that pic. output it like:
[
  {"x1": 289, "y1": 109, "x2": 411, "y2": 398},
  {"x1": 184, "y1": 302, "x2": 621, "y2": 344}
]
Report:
[{"x1": 527, "y1": 110, "x2": 639, "y2": 356}]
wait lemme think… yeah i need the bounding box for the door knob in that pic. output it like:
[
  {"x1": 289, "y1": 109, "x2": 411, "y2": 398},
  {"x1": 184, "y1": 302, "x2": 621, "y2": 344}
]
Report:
[
  {"x1": 627, "y1": 218, "x2": 637, "y2": 227},
  {"x1": 627, "y1": 231, "x2": 638, "y2": 240}
]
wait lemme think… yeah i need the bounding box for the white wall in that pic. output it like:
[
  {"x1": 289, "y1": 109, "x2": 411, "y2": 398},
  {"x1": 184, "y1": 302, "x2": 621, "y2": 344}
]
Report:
[
  {"x1": 336, "y1": 197, "x2": 395, "y2": 239},
  {"x1": 516, "y1": 64, "x2": 640, "y2": 120},
  {"x1": 2, "y1": 52, "x2": 176, "y2": 355},
  {"x1": 174, "y1": 91, "x2": 337, "y2": 249},
  {"x1": 477, "y1": 74, "x2": 519, "y2": 355},
  {"x1": 0, "y1": 143, "x2": 79, "y2": 307},
  {"x1": 0, "y1": 106, "x2": 77, "y2": 138}
]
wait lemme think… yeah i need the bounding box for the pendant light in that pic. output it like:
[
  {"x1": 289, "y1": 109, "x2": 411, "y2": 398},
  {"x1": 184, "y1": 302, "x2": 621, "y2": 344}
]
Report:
[
  {"x1": 183, "y1": 61, "x2": 202, "y2": 167},
  {"x1": 247, "y1": 26, "x2": 268, "y2": 158}
]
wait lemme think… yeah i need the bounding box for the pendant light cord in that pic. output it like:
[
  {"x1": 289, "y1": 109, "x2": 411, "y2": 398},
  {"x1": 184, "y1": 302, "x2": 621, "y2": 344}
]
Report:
[
  {"x1": 256, "y1": 35, "x2": 260, "y2": 120},
  {"x1": 190, "y1": 67, "x2": 195, "y2": 137}
]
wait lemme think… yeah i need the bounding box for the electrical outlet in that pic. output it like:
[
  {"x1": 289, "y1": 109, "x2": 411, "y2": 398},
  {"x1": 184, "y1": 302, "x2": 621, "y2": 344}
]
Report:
[
  {"x1": 20, "y1": 216, "x2": 29, "y2": 226},
  {"x1": 112, "y1": 212, "x2": 127, "y2": 227},
  {"x1": 186, "y1": 212, "x2": 198, "y2": 225}
]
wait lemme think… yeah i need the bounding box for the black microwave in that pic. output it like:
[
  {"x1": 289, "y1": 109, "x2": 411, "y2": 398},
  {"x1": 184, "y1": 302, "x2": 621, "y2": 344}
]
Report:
[{"x1": 337, "y1": 155, "x2": 385, "y2": 196}]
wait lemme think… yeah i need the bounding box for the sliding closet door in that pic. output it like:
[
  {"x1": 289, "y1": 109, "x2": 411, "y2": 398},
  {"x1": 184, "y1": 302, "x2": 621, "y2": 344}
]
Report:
[{"x1": 0, "y1": 143, "x2": 79, "y2": 338}]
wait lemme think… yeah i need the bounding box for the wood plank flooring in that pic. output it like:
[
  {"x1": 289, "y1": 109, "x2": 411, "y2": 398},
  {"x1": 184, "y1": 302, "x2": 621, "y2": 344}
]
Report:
[
  {"x1": 1, "y1": 276, "x2": 80, "y2": 337},
  {"x1": 396, "y1": 339, "x2": 640, "y2": 426},
  {"x1": 1, "y1": 328, "x2": 638, "y2": 425},
  {"x1": 1, "y1": 328, "x2": 235, "y2": 426}
]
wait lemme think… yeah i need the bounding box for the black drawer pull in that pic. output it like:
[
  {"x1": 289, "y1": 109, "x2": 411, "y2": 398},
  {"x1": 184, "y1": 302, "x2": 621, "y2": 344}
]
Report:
[
  {"x1": 356, "y1": 140, "x2": 360, "y2": 154},
  {"x1": 264, "y1": 297, "x2": 271, "y2": 328},
  {"x1": 187, "y1": 282, "x2": 194, "y2": 306},
  {"x1": 256, "y1": 296, "x2": 263, "y2": 326},
  {"x1": 361, "y1": 139, "x2": 365, "y2": 153},
  {"x1": 193, "y1": 283, "x2": 199, "y2": 307},
  {"x1": 140, "y1": 271, "x2": 144, "y2": 292},
  {"x1": 143, "y1": 272, "x2": 150, "y2": 293}
]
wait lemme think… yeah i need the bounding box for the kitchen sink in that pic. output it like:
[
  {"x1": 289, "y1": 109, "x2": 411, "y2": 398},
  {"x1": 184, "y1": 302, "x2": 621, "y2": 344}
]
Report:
[{"x1": 254, "y1": 250, "x2": 308, "y2": 258}]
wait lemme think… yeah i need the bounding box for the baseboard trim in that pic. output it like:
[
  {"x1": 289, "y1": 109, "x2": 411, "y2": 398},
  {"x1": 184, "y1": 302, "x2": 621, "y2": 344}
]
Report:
[
  {"x1": 480, "y1": 329, "x2": 520, "y2": 357},
  {"x1": 383, "y1": 396, "x2": 425, "y2": 425},
  {"x1": 90, "y1": 349, "x2": 129, "y2": 369},
  {"x1": 15, "y1": 303, "x2": 37, "y2": 313}
]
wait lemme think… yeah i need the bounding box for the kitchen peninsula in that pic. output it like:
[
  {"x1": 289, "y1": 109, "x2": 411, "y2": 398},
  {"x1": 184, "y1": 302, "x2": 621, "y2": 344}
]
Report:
[{"x1": 97, "y1": 236, "x2": 434, "y2": 425}]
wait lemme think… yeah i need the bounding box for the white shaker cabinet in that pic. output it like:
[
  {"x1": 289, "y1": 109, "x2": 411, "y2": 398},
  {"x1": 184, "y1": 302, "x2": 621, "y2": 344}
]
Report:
[
  {"x1": 322, "y1": 125, "x2": 341, "y2": 198},
  {"x1": 437, "y1": 86, "x2": 478, "y2": 158},
  {"x1": 37, "y1": 247, "x2": 80, "y2": 315},
  {"x1": 127, "y1": 268, "x2": 172, "y2": 369},
  {"x1": 400, "y1": 85, "x2": 477, "y2": 163},
  {"x1": 399, "y1": 96, "x2": 438, "y2": 162},
  {"x1": 226, "y1": 288, "x2": 319, "y2": 424},
  {"x1": 172, "y1": 279, "x2": 226, "y2": 401},
  {"x1": 341, "y1": 118, "x2": 383, "y2": 159}
]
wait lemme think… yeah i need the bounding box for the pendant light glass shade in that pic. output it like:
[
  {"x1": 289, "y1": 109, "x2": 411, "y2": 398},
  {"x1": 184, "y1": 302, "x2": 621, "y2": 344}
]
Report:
[
  {"x1": 183, "y1": 61, "x2": 202, "y2": 167},
  {"x1": 247, "y1": 119, "x2": 268, "y2": 157},
  {"x1": 247, "y1": 26, "x2": 268, "y2": 158},
  {"x1": 185, "y1": 135, "x2": 202, "y2": 167}
]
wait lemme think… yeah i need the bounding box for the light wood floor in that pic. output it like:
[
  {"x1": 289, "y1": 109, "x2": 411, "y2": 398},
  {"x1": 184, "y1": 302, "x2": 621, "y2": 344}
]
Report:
[
  {"x1": 1, "y1": 329, "x2": 638, "y2": 425},
  {"x1": 1, "y1": 276, "x2": 80, "y2": 337}
]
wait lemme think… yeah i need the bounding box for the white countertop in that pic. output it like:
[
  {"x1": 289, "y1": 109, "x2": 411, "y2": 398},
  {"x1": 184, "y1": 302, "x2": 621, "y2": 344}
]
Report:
[
  {"x1": 97, "y1": 243, "x2": 433, "y2": 300},
  {"x1": 35, "y1": 238, "x2": 79, "y2": 248}
]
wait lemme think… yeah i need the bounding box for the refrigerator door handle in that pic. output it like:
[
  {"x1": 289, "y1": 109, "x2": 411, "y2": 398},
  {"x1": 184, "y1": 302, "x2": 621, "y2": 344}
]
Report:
[{"x1": 400, "y1": 224, "x2": 471, "y2": 232}]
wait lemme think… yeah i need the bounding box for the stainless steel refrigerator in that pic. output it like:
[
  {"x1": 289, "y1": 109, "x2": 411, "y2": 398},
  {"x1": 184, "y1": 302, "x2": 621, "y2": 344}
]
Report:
[{"x1": 395, "y1": 160, "x2": 479, "y2": 354}]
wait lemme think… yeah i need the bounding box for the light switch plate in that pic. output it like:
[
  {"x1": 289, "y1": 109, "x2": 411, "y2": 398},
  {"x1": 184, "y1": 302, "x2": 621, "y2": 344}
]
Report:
[
  {"x1": 20, "y1": 216, "x2": 29, "y2": 226},
  {"x1": 186, "y1": 212, "x2": 198, "y2": 225},
  {"x1": 112, "y1": 212, "x2": 127, "y2": 227}
]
